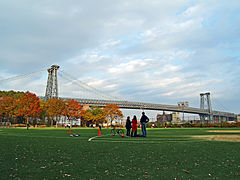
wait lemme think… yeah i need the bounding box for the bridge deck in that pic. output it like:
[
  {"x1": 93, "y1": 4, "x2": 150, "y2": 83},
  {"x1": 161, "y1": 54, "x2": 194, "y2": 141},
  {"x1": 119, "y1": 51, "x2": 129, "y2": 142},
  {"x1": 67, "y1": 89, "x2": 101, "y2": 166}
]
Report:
[{"x1": 58, "y1": 97, "x2": 236, "y2": 118}]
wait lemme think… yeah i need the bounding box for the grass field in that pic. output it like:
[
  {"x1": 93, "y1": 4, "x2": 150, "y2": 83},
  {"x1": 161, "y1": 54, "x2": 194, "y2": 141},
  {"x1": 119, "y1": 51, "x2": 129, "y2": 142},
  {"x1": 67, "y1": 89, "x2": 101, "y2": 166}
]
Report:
[{"x1": 0, "y1": 127, "x2": 240, "y2": 179}]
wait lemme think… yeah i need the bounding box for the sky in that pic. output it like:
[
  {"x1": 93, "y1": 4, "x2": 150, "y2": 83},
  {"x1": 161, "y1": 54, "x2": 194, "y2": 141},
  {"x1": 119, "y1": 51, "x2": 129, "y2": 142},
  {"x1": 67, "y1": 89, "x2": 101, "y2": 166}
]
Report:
[{"x1": 0, "y1": 0, "x2": 239, "y2": 119}]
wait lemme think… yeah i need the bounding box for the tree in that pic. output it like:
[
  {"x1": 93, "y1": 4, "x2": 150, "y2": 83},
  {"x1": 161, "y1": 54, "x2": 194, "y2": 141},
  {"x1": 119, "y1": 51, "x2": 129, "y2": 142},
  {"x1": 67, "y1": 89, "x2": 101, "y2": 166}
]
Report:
[
  {"x1": 46, "y1": 98, "x2": 65, "y2": 127},
  {"x1": 16, "y1": 92, "x2": 40, "y2": 125},
  {"x1": 64, "y1": 99, "x2": 84, "y2": 127},
  {"x1": 0, "y1": 96, "x2": 15, "y2": 122},
  {"x1": 84, "y1": 106, "x2": 105, "y2": 126},
  {"x1": 103, "y1": 104, "x2": 123, "y2": 126},
  {"x1": 0, "y1": 90, "x2": 25, "y2": 99},
  {"x1": 39, "y1": 100, "x2": 48, "y2": 125}
]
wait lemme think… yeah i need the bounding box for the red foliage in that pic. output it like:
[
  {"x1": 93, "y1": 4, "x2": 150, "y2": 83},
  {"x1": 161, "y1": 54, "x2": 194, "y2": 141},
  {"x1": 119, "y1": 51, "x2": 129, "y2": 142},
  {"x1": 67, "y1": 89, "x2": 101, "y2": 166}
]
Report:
[
  {"x1": 64, "y1": 99, "x2": 84, "y2": 121},
  {"x1": 16, "y1": 91, "x2": 40, "y2": 118}
]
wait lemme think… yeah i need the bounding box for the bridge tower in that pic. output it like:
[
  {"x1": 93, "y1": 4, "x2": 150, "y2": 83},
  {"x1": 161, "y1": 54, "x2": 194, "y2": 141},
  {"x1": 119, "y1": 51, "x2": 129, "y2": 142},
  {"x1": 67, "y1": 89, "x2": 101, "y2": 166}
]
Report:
[
  {"x1": 200, "y1": 92, "x2": 213, "y2": 123},
  {"x1": 45, "y1": 65, "x2": 60, "y2": 100}
]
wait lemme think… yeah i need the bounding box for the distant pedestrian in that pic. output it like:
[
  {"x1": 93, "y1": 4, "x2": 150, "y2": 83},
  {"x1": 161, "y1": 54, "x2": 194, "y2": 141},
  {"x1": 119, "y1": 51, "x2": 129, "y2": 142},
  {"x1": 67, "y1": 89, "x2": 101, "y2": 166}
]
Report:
[
  {"x1": 27, "y1": 123, "x2": 30, "y2": 130},
  {"x1": 131, "y1": 115, "x2": 138, "y2": 137},
  {"x1": 126, "y1": 116, "x2": 131, "y2": 136},
  {"x1": 140, "y1": 112, "x2": 149, "y2": 137}
]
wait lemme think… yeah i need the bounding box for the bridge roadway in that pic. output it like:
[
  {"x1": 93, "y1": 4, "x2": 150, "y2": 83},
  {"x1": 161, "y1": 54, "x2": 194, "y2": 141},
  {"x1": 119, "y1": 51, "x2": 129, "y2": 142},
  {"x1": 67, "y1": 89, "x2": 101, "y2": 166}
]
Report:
[{"x1": 60, "y1": 97, "x2": 237, "y2": 119}]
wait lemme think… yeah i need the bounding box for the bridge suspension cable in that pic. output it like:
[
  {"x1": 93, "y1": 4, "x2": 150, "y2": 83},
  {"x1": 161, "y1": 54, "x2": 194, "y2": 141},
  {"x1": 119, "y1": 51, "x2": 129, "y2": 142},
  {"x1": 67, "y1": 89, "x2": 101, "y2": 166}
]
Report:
[
  {"x1": 0, "y1": 69, "x2": 47, "y2": 84},
  {"x1": 211, "y1": 94, "x2": 229, "y2": 112},
  {"x1": 59, "y1": 70, "x2": 121, "y2": 101}
]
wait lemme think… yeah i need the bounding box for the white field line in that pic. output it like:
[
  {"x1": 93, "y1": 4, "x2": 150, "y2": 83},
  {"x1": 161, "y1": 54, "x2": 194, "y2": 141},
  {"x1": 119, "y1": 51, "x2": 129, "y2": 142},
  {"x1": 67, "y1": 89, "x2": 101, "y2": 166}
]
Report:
[
  {"x1": 88, "y1": 137, "x2": 192, "y2": 141},
  {"x1": 90, "y1": 140, "x2": 204, "y2": 143},
  {"x1": 88, "y1": 136, "x2": 204, "y2": 143},
  {"x1": 88, "y1": 134, "x2": 112, "y2": 142},
  {"x1": 89, "y1": 138, "x2": 182, "y2": 142}
]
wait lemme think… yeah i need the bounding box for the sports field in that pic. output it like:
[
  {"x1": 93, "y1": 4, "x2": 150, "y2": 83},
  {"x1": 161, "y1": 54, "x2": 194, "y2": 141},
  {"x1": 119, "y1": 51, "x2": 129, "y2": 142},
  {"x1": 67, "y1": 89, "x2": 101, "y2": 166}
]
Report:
[{"x1": 0, "y1": 127, "x2": 240, "y2": 179}]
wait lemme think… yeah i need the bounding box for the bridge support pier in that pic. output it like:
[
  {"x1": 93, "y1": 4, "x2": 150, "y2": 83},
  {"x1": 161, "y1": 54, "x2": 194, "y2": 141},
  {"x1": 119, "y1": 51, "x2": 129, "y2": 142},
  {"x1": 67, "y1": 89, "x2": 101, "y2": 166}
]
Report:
[
  {"x1": 45, "y1": 65, "x2": 60, "y2": 100},
  {"x1": 200, "y1": 92, "x2": 213, "y2": 123}
]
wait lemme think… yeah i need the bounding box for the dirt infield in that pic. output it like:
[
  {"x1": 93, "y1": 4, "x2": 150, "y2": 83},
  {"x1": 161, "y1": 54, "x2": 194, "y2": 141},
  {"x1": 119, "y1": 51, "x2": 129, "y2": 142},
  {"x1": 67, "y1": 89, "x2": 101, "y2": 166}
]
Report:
[
  {"x1": 208, "y1": 130, "x2": 240, "y2": 133},
  {"x1": 193, "y1": 135, "x2": 240, "y2": 142}
]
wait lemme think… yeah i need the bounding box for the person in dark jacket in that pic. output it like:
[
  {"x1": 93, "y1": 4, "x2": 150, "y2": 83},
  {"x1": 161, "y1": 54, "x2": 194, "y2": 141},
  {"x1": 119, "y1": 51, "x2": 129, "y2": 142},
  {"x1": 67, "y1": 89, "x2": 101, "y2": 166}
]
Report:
[
  {"x1": 140, "y1": 112, "x2": 149, "y2": 137},
  {"x1": 125, "y1": 116, "x2": 131, "y2": 136}
]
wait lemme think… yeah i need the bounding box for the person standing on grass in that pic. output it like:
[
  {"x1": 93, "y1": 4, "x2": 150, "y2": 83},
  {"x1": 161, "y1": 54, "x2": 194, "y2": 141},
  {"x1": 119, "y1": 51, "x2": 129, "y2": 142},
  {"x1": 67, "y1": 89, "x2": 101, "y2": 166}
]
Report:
[
  {"x1": 140, "y1": 112, "x2": 149, "y2": 137},
  {"x1": 126, "y1": 116, "x2": 131, "y2": 136},
  {"x1": 131, "y1": 115, "x2": 138, "y2": 137}
]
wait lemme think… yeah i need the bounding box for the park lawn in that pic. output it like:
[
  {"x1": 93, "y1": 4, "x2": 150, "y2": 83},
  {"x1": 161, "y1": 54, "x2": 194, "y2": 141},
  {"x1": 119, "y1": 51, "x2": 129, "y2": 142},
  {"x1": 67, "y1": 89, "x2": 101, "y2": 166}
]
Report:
[{"x1": 0, "y1": 127, "x2": 239, "y2": 179}]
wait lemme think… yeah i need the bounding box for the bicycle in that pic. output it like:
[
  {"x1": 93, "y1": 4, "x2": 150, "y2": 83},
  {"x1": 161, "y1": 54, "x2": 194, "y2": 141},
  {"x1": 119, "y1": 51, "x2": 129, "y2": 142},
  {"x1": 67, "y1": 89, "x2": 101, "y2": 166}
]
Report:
[{"x1": 111, "y1": 128, "x2": 124, "y2": 136}]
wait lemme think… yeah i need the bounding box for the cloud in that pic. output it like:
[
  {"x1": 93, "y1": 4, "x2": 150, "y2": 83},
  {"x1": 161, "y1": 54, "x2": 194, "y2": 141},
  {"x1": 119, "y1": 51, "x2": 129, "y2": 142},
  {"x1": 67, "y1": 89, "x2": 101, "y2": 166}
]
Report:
[
  {"x1": 108, "y1": 58, "x2": 152, "y2": 74},
  {"x1": 182, "y1": 5, "x2": 201, "y2": 17},
  {"x1": 0, "y1": 0, "x2": 240, "y2": 114}
]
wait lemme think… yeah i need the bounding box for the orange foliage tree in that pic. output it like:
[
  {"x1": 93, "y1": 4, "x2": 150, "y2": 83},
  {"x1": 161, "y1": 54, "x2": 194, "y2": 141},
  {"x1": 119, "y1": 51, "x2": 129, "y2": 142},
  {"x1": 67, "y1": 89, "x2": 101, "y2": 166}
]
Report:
[
  {"x1": 46, "y1": 98, "x2": 65, "y2": 127},
  {"x1": 103, "y1": 104, "x2": 123, "y2": 126},
  {"x1": 64, "y1": 99, "x2": 84, "y2": 127},
  {"x1": 0, "y1": 96, "x2": 15, "y2": 122},
  {"x1": 16, "y1": 92, "x2": 40, "y2": 125}
]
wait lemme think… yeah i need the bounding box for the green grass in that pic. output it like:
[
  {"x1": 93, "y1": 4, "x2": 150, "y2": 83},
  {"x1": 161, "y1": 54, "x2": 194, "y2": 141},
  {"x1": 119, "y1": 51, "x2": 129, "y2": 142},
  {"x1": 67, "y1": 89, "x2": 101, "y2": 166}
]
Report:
[{"x1": 0, "y1": 127, "x2": 240, "y2": 179}]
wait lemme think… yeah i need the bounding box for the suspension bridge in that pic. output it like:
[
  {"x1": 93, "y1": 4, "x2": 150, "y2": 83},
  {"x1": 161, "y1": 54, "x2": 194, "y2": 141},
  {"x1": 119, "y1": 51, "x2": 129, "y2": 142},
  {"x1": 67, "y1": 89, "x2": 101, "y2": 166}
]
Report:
[{"x1": 0, "y1": 65, "x2": 237, "y2": 122}]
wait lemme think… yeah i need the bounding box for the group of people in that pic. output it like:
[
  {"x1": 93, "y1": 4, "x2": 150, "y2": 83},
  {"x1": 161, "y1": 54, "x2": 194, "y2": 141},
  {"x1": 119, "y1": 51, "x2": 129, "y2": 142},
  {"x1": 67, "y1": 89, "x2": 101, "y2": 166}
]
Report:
[{"x1": 125, "y1": 112, "x2": 149, "y2": 137}]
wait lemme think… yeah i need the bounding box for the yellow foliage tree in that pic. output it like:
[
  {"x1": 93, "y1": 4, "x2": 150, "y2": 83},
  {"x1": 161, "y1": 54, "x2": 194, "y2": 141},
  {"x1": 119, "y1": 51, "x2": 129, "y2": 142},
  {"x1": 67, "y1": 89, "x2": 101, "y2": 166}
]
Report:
[
  {"x1": 103, "y1": 104, "x2": 123, "y2": 126},
  {"x1": 84, "y1": 106, "x2": 105, "y2": 126}
]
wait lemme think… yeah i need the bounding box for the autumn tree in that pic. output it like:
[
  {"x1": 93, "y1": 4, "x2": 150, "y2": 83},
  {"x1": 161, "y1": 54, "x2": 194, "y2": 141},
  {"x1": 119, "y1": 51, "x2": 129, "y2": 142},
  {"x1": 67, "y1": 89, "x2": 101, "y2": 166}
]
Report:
[
  {"x1": 103, "y1": 104, "x2": 123, "y2": 126},
  {"x1": 0, "y1": 91, "x2": 25, "y2": 123},
  {"x1": 0, "y1": 97, "x2": 3, "y2": 122},
  {"x1": 0, "y1": 90, "x2": 24, "y2": 99},
  {"x1": 16, "y1": 92, "x2": 40, "y2": 125},
  {"x1": 46, "y1": 98, "x2": 65, "y2": 127},
  {"x1": 39, "y1": 100, "x2": 48, "y2": 125},
  {"x1": 0, "y1": 96, "x2": 15, "y2": 122},
  {"x1": 64, "y1": 99, "x2": 84, "y2": 127},
  {"x1": 84, "y1": 106, "x2": 105, "y2": 126}
]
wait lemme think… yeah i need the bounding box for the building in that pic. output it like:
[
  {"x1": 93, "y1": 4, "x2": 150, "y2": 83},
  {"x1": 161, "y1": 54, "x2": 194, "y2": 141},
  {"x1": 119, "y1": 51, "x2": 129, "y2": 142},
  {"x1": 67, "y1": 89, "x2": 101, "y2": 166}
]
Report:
[
  {"x1": 156, "y1": 111, "x2": 171, "y2": 124},
  {"x1": 237, "y1": 114, "x2": 240, "y2": 122},
  {"x1": 171, "y1": 112, "x2": 180, "y2": 124},
  {"x1": 157, "y1": 111, "x2": 181, "y2": 124}
]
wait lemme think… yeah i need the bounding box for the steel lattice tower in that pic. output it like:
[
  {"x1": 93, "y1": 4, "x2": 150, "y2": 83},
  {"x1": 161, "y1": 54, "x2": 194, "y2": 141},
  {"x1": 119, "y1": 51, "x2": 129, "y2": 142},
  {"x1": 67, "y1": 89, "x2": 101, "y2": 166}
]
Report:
[
  {"x1": 200, "y1": 92, "x2": 213, "y2": 123},
  {"x1": 45, "y1": 65, "x2": 60, "y2": 100}
]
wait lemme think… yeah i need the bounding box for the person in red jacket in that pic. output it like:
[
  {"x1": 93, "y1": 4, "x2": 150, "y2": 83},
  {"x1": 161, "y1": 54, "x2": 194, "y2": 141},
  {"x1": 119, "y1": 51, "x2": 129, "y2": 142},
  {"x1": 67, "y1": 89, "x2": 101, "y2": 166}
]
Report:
[{"x1": 131, "y1": 115, "x2": 138, "y2": 137}]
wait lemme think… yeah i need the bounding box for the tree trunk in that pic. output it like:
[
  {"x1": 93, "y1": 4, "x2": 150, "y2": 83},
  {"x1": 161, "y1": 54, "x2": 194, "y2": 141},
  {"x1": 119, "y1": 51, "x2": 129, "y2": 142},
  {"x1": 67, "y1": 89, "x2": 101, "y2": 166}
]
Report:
[
  {"x1": 51, "y1": 118, "x2": 53, "y2": 127},
  {"x1": 56, "y1": 117, "x2": 58, "y2": 128}
]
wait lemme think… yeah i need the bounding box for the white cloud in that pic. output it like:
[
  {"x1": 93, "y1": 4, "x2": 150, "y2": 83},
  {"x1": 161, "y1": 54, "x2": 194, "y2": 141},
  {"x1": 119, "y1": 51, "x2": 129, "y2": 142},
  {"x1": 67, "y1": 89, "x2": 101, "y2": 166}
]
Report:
[
  {"x1": 182, "y1": 5, "x2": 202, "y2": 17},
  {"x1": 154, "y1": 64, "x2": 182, "y2": 76},
  {"x1": 102, "y1": 39, "x2": 121, "y2": 49},
  {"x1": 108, "y1": 58, "x2": 152, "y2": 74},
  {"x1": 148, "y1": 77, "x2": 183, "y2": 88},
  {"x1": 87, "y1": 79, "x2": 105, "y2": 87}
]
